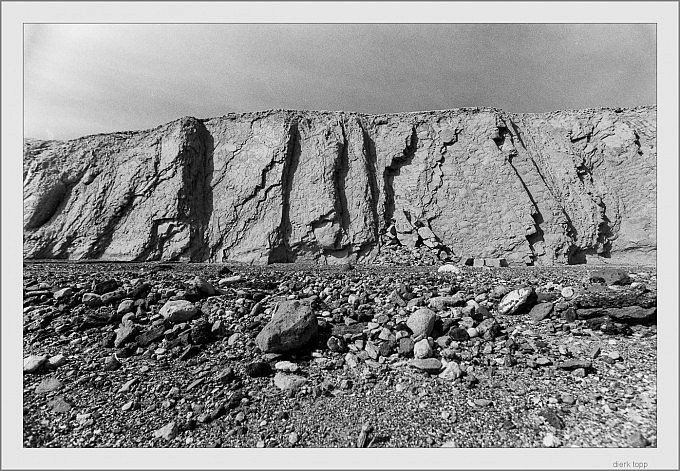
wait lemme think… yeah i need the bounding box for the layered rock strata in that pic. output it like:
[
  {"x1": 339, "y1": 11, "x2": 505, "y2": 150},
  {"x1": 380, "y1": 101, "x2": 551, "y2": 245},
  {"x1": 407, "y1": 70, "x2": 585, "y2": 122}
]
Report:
[{"x1": 23, "y1": 106, "x2": 656, "y2": 265}]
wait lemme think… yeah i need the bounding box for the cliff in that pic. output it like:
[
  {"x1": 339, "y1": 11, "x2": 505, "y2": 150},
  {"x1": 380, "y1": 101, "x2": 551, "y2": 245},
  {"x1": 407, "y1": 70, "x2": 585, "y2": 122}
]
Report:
[{"x1": 23, "y1": 106, "x2": 656, "y2": 265}]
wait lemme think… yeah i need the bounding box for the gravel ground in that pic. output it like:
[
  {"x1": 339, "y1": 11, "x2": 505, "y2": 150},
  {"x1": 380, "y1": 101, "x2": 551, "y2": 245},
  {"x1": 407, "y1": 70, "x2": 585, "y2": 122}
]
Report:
[{"x1": 22, "y1": 261, "x2": 656, "y2": 448}]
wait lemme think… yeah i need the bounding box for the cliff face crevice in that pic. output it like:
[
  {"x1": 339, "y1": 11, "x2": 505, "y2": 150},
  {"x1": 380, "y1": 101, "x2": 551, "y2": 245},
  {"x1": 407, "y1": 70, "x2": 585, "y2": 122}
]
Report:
[{"x1": 23, "y1": 106, "x2": 656, "y2": 265}]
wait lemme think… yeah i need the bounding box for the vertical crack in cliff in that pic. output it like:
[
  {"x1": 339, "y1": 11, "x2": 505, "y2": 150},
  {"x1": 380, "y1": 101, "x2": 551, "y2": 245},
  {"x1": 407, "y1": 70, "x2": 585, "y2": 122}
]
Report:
[
  {"x1": 496, "y1": 124, "x2": 545, "y2": 265},
  {"x1": 361, "y1": 123, "x2": 381, "y2": 256},
  {"x1": 268, "y1": 118, "x2": 300, "y2": 263},
  {"x1": 88, "y1": 186, "x2": 137, "y2": 259},
  {"x1": 509, "y1": 118, "x2": 584, "y2": 262},
  {"x1": 335, "y1": 120, "x2": 351, "y2": 247},
  {"x1": 383, "y1": 125, "x2": 418, "y2": 233}
]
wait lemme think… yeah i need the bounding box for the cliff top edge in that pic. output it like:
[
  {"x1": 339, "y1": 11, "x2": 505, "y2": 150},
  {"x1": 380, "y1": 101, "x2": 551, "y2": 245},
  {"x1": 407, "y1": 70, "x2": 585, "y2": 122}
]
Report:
[{"x1": 25, "y1": 105, "x2": 657, "y2": 143}]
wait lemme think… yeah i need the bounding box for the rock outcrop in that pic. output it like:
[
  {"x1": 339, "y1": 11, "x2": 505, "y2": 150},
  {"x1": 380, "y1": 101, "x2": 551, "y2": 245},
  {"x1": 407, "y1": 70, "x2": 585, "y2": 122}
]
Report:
[{"x1": 23, "y1": 106, "x2": 656, "y2": 265}]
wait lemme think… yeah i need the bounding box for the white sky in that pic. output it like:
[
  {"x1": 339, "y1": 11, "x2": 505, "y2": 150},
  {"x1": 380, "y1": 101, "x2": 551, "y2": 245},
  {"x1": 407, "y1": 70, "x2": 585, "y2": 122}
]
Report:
[{"x1": 24, "y1": 24, "x2": 656, "y2": 140}]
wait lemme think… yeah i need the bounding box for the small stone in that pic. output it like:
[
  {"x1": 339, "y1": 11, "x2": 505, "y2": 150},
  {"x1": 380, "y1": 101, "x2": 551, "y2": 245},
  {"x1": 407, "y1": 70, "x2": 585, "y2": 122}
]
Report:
[
  {"x1": 245, "y1": 362, "x2": 272, "y2": 378},
  {"x1": 192, "y1": 276, "x2": 216, "y2": 296},
  {"x1": 121, "y1": 400, "x2": 135, "y2": 411},
  {"x1": 53, "y1": 287, "x2": 73, "y2": 301},
  {"x1": 190, "y1": 319, "x2": 211, "y2": 345},
  {"x1": 449, "y1": 327, "x2": 469, "y2": 341},
  {"x1": 117, "y1": 299, "x2": 135, "y2": 316},
  {"x1": 275, "y1": 361, "x2": 299, "y2": 373},
  {"x1": 561, "y1": 394, "x2": 576, "y2": 405},
  {"x1": 159, "y1": 300, "x2": 199, "y2": 323},
  {"x1": 273, "y1": 373, "x2": 307, "y2": 392},
  {"x1": 23, "y1": 355, "x2": 48, "y2": 374},
  {"x1": 114, "y1": 323, "x2": 138, "y2": 348},
  {"x1": 154, "y1": 421, "x2": 178, "y2": 441},
  {"x1": 327, "y1": 336, "x2": 347, "y2": 353},
  {"x1": 560, "y1": 287, "x2": 575, "y2": 299},
  {"x1": 439, "y1": 361, "x2": 463, "y2": 380},
  {"x1": 48, "y1": 396, "x2": 72, "y2": 413},
  {"x1": 288, "y1": 431, "x2": 299, "y2": 445},
  {"x1": 627, "y1": 431, "x2": 649, "y2": 447},
  {"x1": 543, "y1": 432, "x2": 561, "y2": 447},
  {"x1": 104, "y1": 355, "x2": 121, "y2": 371},
  {"x1": 437, "y1": 264, "x2": 461, "y2": 274},
  {"x1": 607, "y1": 351, "x2": 622, "y2": 361},
  {"x1": 82, "y1": 293, "x2": 103, "y2": 307},
  {"x1": 35, "y1": 377, "x2": 63, "y2": 394},
  {"x1": 47, "y1": 354, "x2": 66, "y2": 369},
  {"x1": 413, "y1": 338, "x2": 432, "y2": 359},
  {"x1": 119, "y1": 377, "x2": 138, "y2": 392},
  {"x1": 466, "y1": 327, "x2": 478, "y2": 338},
  {"x1": 227, "y1": 332, "x2": 241, "y2": 346},
  {"x1": 498, "y1": 287, "x2": 536, "y2": 315},
  {"x1": 539, "y1": 408, "x2": 564, "y2": 429},
  {"x1": 530, "y1": 303, "x2": 554, "y2": 322},
  {"x1": 409, "y1": 358, "x2": 442, "y2": 373},
  {"x1": 474, "y1": 399, "x2": 492, "y2": 407},
  {"x1": 398, "y1": 337, "x2": 415, "y2": 357}
]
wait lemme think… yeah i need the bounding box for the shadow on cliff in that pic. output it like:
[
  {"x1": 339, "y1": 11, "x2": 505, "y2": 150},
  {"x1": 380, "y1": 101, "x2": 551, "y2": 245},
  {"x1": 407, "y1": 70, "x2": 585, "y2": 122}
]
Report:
[
  {"x1": 268, "y1": 119, "x2": 301, "y2": 263},
  {"x1": 383, "y1": 126, "x2": 418, "y2": 230}
]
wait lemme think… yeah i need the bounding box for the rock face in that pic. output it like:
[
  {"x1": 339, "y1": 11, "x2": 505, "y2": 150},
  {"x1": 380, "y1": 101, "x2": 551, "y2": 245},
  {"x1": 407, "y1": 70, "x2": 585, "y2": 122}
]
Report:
[{"x1": 23, "y1": 106, "x2": 656, "y2": 265}]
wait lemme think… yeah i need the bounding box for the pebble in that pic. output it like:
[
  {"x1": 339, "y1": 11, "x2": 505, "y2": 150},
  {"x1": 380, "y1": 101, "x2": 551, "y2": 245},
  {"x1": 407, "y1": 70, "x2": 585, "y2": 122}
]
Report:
[
  {"x1": 288, "y1": 431, "x2": 299, "y2": 445},
  {"x1": 543, "y1": 432, "x2": 561, "y2": 447},
  {"x1": 154, "y1": 421, "x2": 178, "y2": 441},
  {"x1": 413, "y1": 339, "x2": 432, "y2": 359},
  {"x1": 275, "y1": 361, "x2": 299, "y2": 373},
  {"x1": 560, "y1": 287, "x2": 575, "y2": 299}
]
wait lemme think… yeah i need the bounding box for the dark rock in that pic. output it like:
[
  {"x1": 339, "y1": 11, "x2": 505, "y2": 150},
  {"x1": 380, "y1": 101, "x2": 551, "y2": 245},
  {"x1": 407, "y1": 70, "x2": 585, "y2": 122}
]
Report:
[
  {"x1": 409, "y1": 358, "x2": 442, "y2": 373},
  {"x1": 104, "y1": 355, "x2": 121, "y2": 371},
  {"x1": 327, "y1": 336, "x2": 347, "y2": 353},
  {"x1": 245, "y1": 361, "x2": 272, "y2": 378},
  {"x1": 179, "y1": 345, "x2": 200, "y2": 361},
  {"x1": 575, "y1": 289, "x2": 656, "y2": 309},
  {"x1": 92, "y1": 279, "x2": 120, "y2": 295},
  {"x1": 449, "y1": 327, "x2": 470, "y2": 341},
  {"x1": 607, "y1": 306, "x2": 656, "y2": 324},
  {"x1": 397, "y1": 337, "x2": 414, "y2": 357},
  {"x1": 589, "y1": 269, "x2": 631, "y2": 285},
  {"x1": 190, "y1": 319, "x2": 212, "y2": 344},
  {"x1": 539, "y1": 408, "x2": 564, "y2": 429},
  {"x1": 557, "y1": 359, "x2": 592, "y2": 370},
  {"x1": 563, "y1": 307, "x2": 577, "y2": 323},
  {"x1": 135, "y1": 325, "x2": 165, "y2": 348}
]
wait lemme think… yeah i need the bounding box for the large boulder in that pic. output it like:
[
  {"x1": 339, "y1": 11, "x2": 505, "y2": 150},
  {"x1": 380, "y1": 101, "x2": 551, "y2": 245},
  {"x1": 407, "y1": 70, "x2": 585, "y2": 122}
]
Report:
[{"x1": 255, "y1": 300, "x2": 318, "y2": 353}]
